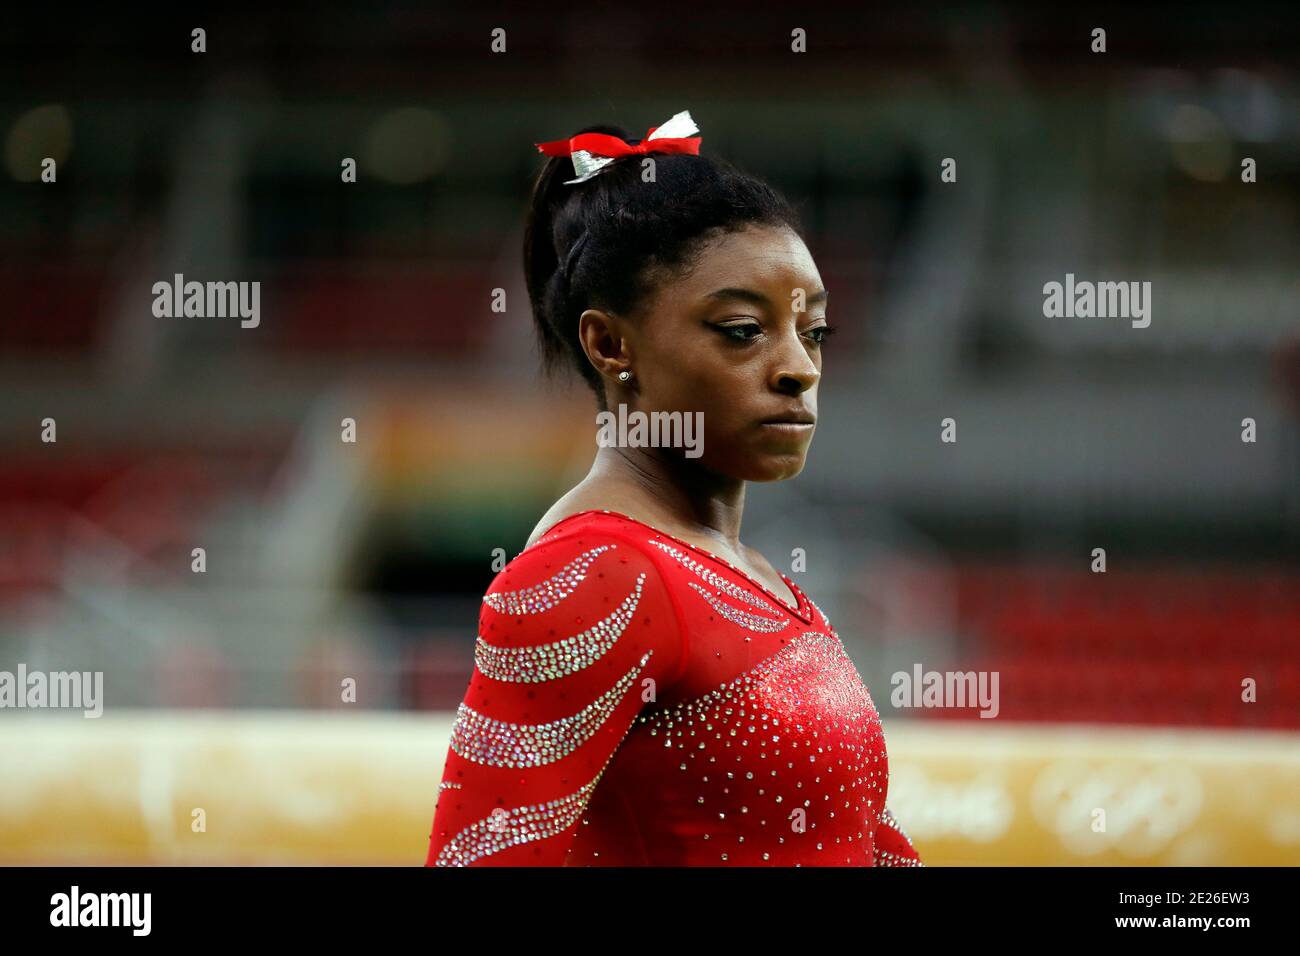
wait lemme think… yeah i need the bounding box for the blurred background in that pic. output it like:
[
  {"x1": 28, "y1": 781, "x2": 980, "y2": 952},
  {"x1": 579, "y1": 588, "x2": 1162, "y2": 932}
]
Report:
[{"x1": 1, "y1": 3, "x2": 1298, "y2": 865}]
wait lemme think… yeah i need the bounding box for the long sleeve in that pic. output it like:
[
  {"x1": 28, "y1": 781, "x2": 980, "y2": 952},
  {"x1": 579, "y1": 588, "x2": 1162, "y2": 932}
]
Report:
[
  {"x1": 425, "y1": 530, "x2": 686, "y2": 866},
  {"x1": 873, "y1": 805, "x2": 924, "y2": 867}
]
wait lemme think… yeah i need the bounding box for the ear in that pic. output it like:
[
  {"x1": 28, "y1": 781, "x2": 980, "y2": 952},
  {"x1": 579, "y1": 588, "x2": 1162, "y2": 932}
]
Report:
[{"x1": 578, "y1": 308, "x2": 633, "y2": 383}]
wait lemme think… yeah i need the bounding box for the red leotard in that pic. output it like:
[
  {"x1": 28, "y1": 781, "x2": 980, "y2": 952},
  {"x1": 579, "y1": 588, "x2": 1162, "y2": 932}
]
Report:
[{"x1": 425, "y1": 509, "x2": 923, "y2": 867}]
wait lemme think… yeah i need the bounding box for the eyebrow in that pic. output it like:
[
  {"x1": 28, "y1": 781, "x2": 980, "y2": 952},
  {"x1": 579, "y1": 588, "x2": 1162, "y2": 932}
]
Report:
[{"x1": 705, "y1": 286, "x2": 828, "y2": 307}]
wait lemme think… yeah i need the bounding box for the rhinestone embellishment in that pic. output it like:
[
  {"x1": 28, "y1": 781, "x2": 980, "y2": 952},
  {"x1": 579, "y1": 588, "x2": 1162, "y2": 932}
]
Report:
[
  {"x1": 475, "y1": 574, "x2": 646, "y2": 682},
  {"x1": 450, "y1": 651, "x2": 653, "y2": 768},
  {"x1": 637, "y1": 630, "x2": 869, "y2": 731},
  {"x1": 880, "y1": 805, "x2": 906, "y2": 838},
  {"x1": 647, "y1": 539, "x2": 779, "y2": 613},
  {"x1": 874, "y1": 848, "x2": 924, "y2": 867},
  {"x1": 874, "y1": 805, "x2": 922, "y2": 865},
  {"x1": 622, "y1": 628, "x2": 891, "y2": 864},
  {"x1": 434, "y1": 775, "x2": 601, "y2": 867},
  {"x1": 482, "y1": 544, "x2": 615, "y2": 615},
  {"x1": 686, "y1": 581, "x2": 789, "y2": 633},
  {"x1": 808, "y1": 596, "x2": 829, "y2": 625}
]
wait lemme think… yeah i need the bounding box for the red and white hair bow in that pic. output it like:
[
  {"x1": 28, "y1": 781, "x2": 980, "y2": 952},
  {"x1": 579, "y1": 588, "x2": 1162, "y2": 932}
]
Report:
[{"x1": 535, "y1": 110, "x2": 702, "y2": 184}]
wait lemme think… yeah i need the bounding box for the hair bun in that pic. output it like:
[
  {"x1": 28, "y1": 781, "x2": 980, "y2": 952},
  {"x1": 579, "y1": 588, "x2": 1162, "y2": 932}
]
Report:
[{"x1": 522, "y1": 124, "x2": 801, "y2": 404}]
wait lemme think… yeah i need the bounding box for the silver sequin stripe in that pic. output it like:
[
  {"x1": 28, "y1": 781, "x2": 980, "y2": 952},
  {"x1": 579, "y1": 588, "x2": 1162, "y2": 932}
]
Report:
[
  {"x1": 686, "y1": 581, "x2": 789, "y2": 633},
  {"x1": 434, "y1": 686, "x2": 648, "y2": 867},
  {"x1": 646, "y1": 539, "x2": 779, "y2": 613},
  {"x1": 482, "y1": 544, "x2": 615, "y2": 616},
  {"x1": 474, "y1": 574, "x2": 646, "y2": 683},
  {"x1": 450, "y1": 651, "x2": 653, "y2": 768},
  {"x1": 434, "y1": 776, "x2": 601, "y2": 867},
  {"x1": 874, "y1": 848, "x2": 924, "y2": 867}
]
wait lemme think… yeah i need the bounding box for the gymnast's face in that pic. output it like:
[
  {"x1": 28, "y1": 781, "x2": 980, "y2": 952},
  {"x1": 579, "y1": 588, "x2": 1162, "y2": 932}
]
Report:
[{"x1": 583, "y1": 223, "x2": 828, "y2": 482}]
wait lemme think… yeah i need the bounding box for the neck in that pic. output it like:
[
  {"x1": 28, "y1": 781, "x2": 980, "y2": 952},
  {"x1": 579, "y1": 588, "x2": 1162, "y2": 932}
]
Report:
[{"x1": 587, "y1": 444, "x2": 747, "y2": 549}]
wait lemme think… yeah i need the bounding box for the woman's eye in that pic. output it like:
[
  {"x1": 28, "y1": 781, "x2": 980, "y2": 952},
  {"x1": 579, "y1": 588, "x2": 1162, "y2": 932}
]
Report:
[
  {"x1": 719, "y1": 322, "x2": 762, "y2": 341},
  {"x1": 715, "y1": 321, "x2": 835, "y2": 344},
  {"x1": 803, "y1": 323, "x2": 836, "y2": 345}
]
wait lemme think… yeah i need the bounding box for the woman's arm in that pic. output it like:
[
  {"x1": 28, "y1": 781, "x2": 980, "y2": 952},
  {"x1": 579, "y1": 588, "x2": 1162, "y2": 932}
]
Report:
[
  {"x1": 873, "y1": 805, "x2": 924, "y2": 867},
  {"x1": 425, "y1": 531, "x2": 684, "y2": 866}
]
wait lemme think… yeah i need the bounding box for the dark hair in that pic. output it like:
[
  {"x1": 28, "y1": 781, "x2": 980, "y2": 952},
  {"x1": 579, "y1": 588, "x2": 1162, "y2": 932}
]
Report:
[{"x1": 523, "y1": 123, "x2": 803, "y2": 403}]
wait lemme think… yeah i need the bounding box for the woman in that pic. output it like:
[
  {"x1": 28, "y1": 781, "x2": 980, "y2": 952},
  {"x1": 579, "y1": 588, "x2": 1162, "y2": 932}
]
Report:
[{"x1": 425, "y1": 111, "x2": 922, "y2": 867}]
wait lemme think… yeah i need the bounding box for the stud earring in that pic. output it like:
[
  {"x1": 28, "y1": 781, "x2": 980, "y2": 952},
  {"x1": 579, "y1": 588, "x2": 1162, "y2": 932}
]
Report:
[{"x1": 618, "y1": 370, "x2": 632, "y2": 383}]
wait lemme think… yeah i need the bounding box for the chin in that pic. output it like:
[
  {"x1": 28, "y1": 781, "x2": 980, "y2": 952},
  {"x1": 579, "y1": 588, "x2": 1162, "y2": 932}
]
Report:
[{"x1": 745, "y1": 454, "x2": 809, "y2": 482}]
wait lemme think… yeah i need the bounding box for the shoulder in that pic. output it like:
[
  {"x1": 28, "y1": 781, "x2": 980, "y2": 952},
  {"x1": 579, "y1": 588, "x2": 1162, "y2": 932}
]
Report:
[
  {"x1": 479, "y1": 512, "x2": 688, "y2": 683},
  {"x1": 510, "y1": 509, "x2": 670, "y2": 572},
  {"x1": 488, "y1": 512, "x2": 677, "y2": 615},
  {"x1": 485, "y1": 514, "x2": 652, "y2": 616}
]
